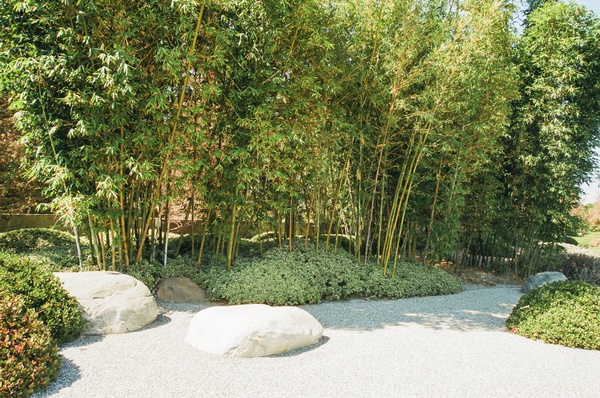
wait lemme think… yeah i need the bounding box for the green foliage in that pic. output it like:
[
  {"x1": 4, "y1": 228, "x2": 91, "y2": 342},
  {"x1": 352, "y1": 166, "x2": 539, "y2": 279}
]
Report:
[
  {"x1": 125, "y1": 261, "x2": 158, "y2": 292},
  {"x1": 206, "y1": 258, "x2": 324, "y2": 306},
  {"x1": 0, "y1": 228, "x2": 90, "y2": 271},
  {"x1": 507, "y1": 280, "x2": 600, "y2": 350},
  {"x1": 203, "y1": 242, "x2": 462, "y2": 305},
  {"x1": 0, "y1": 290, "x2": 61, "y2": 398},
  {"x1": 126, "y1": 256, "x2": 208, "y2": 292},
  {"x1": 502, "y1": 1, "x2": 600, "y2": 241},
  {"x1": 458, "y1": 0, "x2": 600, "y2": 277},
  {"x1": 0, "y1": 252, "x2": 86, "y2": 344},
  {"x1": 362, "y1": 262, "x2": 463, "y2": 299},
  {"x1": 563, "y1": 236, "x2": 579, "y2": 246},
  {"x1": 1, "y1": 0, "x2": 597, "y2": 283},
  {"x1": 552, "y1": 252, "x2": 600, "y2": 287}
]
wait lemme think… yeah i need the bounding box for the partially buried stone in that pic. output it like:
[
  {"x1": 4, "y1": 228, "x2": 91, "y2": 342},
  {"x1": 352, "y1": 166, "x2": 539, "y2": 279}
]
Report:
[
  {"x1": 521, "y1": 271, "x2": 567, "y2": 293},
  {"x1": 185, "y1": 304, "x2": 323, "y2": 357},
  {"x1": 54, "y1": 271, "x2": 158, "y2": 334},
  {"x1": 155, "y1": 277, "x2": 207, "y2": 303}
]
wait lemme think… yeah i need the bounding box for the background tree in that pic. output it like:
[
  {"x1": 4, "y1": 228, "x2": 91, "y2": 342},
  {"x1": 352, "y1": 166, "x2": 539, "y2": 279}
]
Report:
[
  {"x1": 468, "y1": 0, "x2": 600, "y2": 275},
  {"x1": 1, "y1": 0, "x2": 598, "y2": 278}
]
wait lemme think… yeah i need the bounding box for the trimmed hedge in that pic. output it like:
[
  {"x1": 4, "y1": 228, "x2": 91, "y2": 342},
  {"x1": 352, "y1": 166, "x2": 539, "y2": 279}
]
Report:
[{"x1": 506, "y1": 280, "x2": 600, "y2": 350}]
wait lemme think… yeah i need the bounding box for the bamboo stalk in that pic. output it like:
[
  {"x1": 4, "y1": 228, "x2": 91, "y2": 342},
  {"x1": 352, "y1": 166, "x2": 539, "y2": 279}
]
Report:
[
  {"x1": 288, "y1": 194, "x2": 293, "y2": 253},
  {"x1": 424, "y1": 159, "x2": 443, "y2": 258},
  {"x1": 109, "y1": 218, "x2": 117, "y2": 271},
  {"x1": 276, "y1": 208, "x2": 282, "y2": 249},
  {"x1": 197, "y1": 207, "x2": 211, "y2": 269},
  {"x1": 99, "y1": 230, "x2": 106, "y2": 271},
  {"x1": 163, "y1": 197, "x2": 170, "y2": 267},
  {"x1": 326, "y1": 146, "x2": 352, "y2": 251},
  {"x1": 191, "y1": 192, "x2": 196, "y2": 257},
  {"x1": 305, "y1": 193, "x2": 314, "y2": 250},
  {"x1": 226, "y1": 203, "x2": 238, "y2": 271},
  {"x1": 315, "y1": 190, "x2": 321, "y2": 254},
  {"x1": 136, "y1": 3, "x2": 206, "y2": 264},
  {"x1": 174, "y1": 196, "x2": 192, "y2": 258}
]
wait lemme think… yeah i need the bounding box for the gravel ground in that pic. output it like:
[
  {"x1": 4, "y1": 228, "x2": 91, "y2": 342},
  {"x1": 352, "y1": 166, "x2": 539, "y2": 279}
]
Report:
[{"x1": 32, "y1": 284, "x2": 600, "y2": 398}]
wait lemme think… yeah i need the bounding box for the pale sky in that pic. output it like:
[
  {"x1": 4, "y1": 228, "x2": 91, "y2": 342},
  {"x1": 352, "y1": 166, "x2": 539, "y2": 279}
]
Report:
[{"x1": 575, "y1": 0, "x2": 600, "y2": 15}]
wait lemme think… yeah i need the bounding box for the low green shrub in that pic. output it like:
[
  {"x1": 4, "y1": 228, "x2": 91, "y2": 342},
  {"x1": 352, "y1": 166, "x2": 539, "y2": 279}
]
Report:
[
  {"x1": 0, "y1": 228, "x2": 90, "y2": 271},
  {"x1": 563, "y1": 236, "x2": 579, "y2": 246},
  {"x1": 126, "y1": 239, "x2": 462, "y2": 305},
  {"x1": 506, "y1": 280, "x2": 600, "y2": 350},
  {"x1": 0, "y1": 290, "x2": 61, "y2": 398},
  {"x1": 206, "y1": 259, "x2": 323, "y2": 305},
  {"x1": 362, "y1": 262, "x2": 464, "y2": 299},
  {"x1": 203, "y1": 241, "x2": 462, "y2": 305},
  {"x1": 0, "y1": 252, "x2": 86, "y2": 344},
  {"x1": 126, "y1": 261, "x2": 160, "y2": 291}
]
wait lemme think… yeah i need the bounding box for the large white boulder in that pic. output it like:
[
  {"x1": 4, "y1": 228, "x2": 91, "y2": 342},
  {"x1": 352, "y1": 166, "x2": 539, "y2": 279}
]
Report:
[
  {"x1": 521, "y1": 271, "x2": 567, "y2": 293},
  {"x1": 54, "y1": 271, "x2": 158, "y2": 335},
  {"x1": 186, "y1": 304, "x2": 323, "y2": 357}
]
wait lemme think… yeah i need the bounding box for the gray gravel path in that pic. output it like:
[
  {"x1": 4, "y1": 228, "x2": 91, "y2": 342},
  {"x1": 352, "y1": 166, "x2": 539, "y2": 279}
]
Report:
[{"x1": 32, "y1": 285, "x2": 600, "y2": 398}]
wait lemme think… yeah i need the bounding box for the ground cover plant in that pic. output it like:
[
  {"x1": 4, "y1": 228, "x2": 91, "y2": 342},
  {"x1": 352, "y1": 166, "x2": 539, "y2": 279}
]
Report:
[
  {"x1": 506, "y1": 280, "x2": 600, "y2": 350},
  {"x1": 0, "y1": 290, "x2": 61, "y2": 398},
  {"x1": 0, "y1": 228, "x2": 90, "y2": 272},
  {"x1": 168, "y1": 240, "x2": 463, "y2": 306},
  {"x1": 0, "y1": 252, "x2": 86, "y2": 344}
]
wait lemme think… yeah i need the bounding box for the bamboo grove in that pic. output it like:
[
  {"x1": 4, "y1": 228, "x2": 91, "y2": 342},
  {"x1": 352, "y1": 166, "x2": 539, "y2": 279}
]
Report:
[{"x1": 1, "y1": 0, "x2": 600, "y2": 276}]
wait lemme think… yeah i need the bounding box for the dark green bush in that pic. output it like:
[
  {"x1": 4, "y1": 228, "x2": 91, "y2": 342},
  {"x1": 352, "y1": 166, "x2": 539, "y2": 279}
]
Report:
[
  {"x1": 563, "y1": 236, "x2": 579, "y2": 246},
  {"x1": 126, "y1": 261, "x2": 160, "y2": 291},
  {"x1": 206, "y1": 258, "x2": 323, "y2": 305},
  {"x1": 203, "y1": 241, "x2": 462, "y2": 305},
  {"x1": 0, "y1": 228, "x2": 90, "y2": 271},
  {"x1": 362, "y1": 262, "x2": 463, "y2": 298},
  {"x1": 506, "y1": 280, "x2": 600, "y2": 350},
  {"x1": 0, "y1": 290, "x2": 61, "y2": 397},
  {"x1": 0, "y1": 252, "x2": 86, "y2": 344}
]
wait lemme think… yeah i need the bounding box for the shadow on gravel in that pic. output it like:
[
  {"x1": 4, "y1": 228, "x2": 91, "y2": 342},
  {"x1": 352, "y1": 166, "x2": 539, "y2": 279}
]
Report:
[
  {"x1": 302, "y1": 287, "x2": 523, "y2": 332},
  {"x1": 60, "y1": 334, "x2": 104, "y2": 349},
  {"x1": 142, "y1": 312, "x2": 172, "y2": 330},
  {"x1": 157, "y1": 300, "x2": 217, "y2": 315},
  {"x1": 268, "y1": 336, "x2": 331, "y2": 358},
  {"x1": 31, "y1": 358, "x2": 80, "y2": 398}
]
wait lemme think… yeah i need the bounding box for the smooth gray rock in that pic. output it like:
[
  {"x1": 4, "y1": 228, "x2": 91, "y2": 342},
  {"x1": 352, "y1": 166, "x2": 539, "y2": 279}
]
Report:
[
  {"x1": 54, "y1": 271, "x2": 158, "y2": 335},
  {"x1": 155, "y1": 277, "x2": 207, "y2": 302},
  {"x1": 521, "y1": 271, "x2": 567, "y2": 293},
  {"x1": 186, "y1": 304, "x2": 323, "y2": 357}
]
